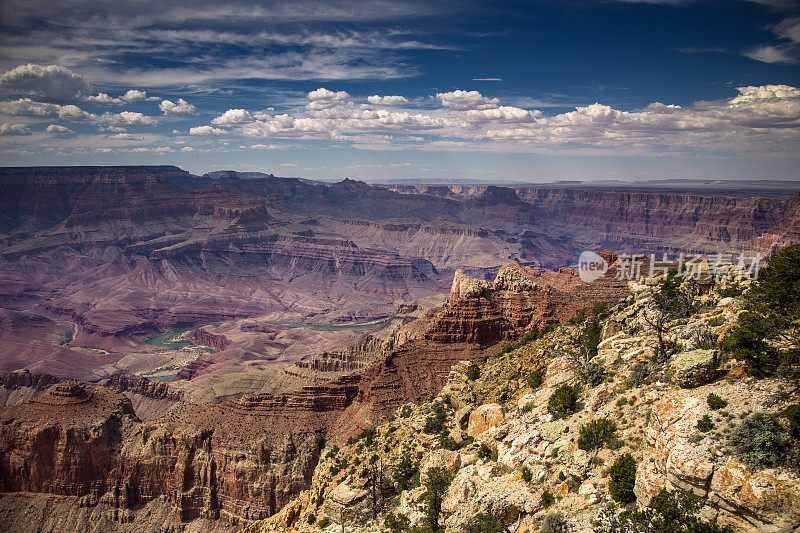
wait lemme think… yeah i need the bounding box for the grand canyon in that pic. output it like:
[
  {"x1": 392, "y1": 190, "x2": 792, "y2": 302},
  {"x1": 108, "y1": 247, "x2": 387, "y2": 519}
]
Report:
[{"x1": 0, "y1": 165, "x2": 799, "y2": 532}]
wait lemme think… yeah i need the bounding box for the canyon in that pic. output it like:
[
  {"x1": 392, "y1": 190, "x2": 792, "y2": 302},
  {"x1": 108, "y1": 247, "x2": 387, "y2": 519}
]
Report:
[{"x1": 1, "y1": 166, "x2": 799, "y2": 531}]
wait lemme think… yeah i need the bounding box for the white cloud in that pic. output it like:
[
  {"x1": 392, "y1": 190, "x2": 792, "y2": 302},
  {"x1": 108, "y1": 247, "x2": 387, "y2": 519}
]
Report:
[
  {"x1": 159, "y1": 98, "x2": 197, "y2": 115},
  {"x1": 46, "y1": 124, "x2": 73, "y2": 134},
  {"x1": 109, "y1": 133, "x2": 145, "y2": 140},
  {"x1": 85, "y1": 93, "x2": 124, "y2": 105},
  {"x1": 0, "y1": 63, "x2": 90, "y2": 101},
  {"x1": 189, "y1": 125, "x2": 226, "y2": 135},
  {"x1": 367, "y1": 95, "x2": 408, "y2": 105},
  {"x1": 211, "y1": 108, "x2": 253, "y2": 125},
  {"x1": 122, "y1": 89, "x2": 159, "y2": 102},
  {"x1": 436, "y1": 90, "x2": 500, "y2": 111},
  {"x1": 744, "y1": 45, "x2": 796, "y2": 64},
  {"x1": 308, "y1": 88, "x2": 350, "y2": 101},
  {"x1": 99, "y1": 111, "x2": 158, "y2": 126},
  {"x1": 0, "y1": 98, "x2": 95, "y2": 120},
  {"x1": 775, "y1": 16, "x2": 800, "y2": 43},
  {"x1": 0, "y1": 122, "x2": 31, "y2": 135},
  {"x1": 131, "y1": 146, "x2": 174, "y2": 153},
  {"x1": 306, "y1": 87, "x2": 351, "y2": 110}
]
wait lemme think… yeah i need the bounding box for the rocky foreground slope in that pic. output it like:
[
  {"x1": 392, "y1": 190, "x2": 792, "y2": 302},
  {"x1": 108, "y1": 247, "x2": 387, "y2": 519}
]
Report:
[
  {"x1": 0, "y1": 262, "x2": 627, "y2": 532},
  {"x1": 249, "y1": 265, "x2": 800, "y2": 533}
]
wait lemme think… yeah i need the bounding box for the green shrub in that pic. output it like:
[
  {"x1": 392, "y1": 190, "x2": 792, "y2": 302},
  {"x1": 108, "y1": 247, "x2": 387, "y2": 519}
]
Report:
[
  {"x1": 424, "y1": 402, "x2": 449, "y2": 434},
  {"x1": 521, "y1": 402, "x2": 535, "y2": 413},
  {"x1": 548, "y1": 384, "x2": 580, "y2": 419},
  {"x1": 318, "y1": 517, "x2": 330, "y2": 528},
  {"x1": 785, "y1": 404, "x2": 800, "y2": 440},
  {"x1": 393, "y1": 453, "x2": 419, "y2": 491},
  {"x1": 697, "y1": 415, "x2": 715, "y2": 432},
  {"x1": 578, "y1": 361, "x2": 605, "y2": 387},
  {"x1": 578, "y1": 418, "x2": 617, "y2": 452},
  {"x1": 541, "y1": 489, "x2": 555, "y2": 508},
  {"x1": 596, "y1": 489, "x2": 733, "y2": 533},
  {"x1": 383, "y1": 512, "x2": 410, "y2": 533},
  {"x1": 721, "y1": 244, "x2": 800, "y2": 377},
  {"x1": 707, "y1": 393, "x2": 727, "y2": 410},
  {"x1": 423, "y1": 467, "x2": 453, "y2": 532},
  {"x1": 625, "y1": 362, "x2": 650, "y2": 389},
  {"x1": 540, "y1": 511, "x2": 566, "y2": 533},
  {"x1": 399, "y1": 405, "x2": 413, "y2": 418},
  {"x1": 465, "y1": 513, "x2": 506, "y2": 533},
  {"x1": 356, "y1": 427, "x2": 377, "y2": 446},
  {"x1": 477, "y1": 443, "x2": 498, "y2": 461},
  {"x1": 729, "y1": 413, "x2": 789, "y2": 468},
  {"x1": 609, "y1": 453, "x2": 637, "y2": 504},
  {"x1": 570, "y1": 308, "x2": 587, "y2": 325},
  {"x1": 466, "y1": 362, "x2": 481, "y2": 381},
  {"x1": 583, "y1": 316, "x2": 603, "y2": 358},
  {"x1": 307, "y1": 513, "x2": 316, "y2": 524},
  {"x1": 521, "y1": 466, "x2": 532, "y2": 483},
  {"x1": 527, "y1": 367, "x2": 545, "y2": 389}
]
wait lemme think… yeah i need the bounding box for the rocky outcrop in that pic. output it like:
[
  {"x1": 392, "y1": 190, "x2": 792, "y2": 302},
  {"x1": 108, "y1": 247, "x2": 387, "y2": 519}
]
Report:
[
  {"x1": 669, "y1": 349, "x2": 719, "y2": 388},
  {"x1": 104, "y1": 374, "x2": 183, "y2": 402},
  {"x1": 185, "y1": 328, "x2": 231, "y2": 351}
]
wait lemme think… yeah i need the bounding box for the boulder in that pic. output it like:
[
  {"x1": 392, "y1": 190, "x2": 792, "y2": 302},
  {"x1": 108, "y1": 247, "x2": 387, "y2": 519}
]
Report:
[
  {"x1": 323, "y1": 481, "x2": 369, "y2": 523},
  {"x1": 669, "y1": 349, "x2": 718, "y2": 388},
  {"x1": 467, "y1": 403, "x2": 505, "y2": 438},
  {"x1": 420, "y1": 449, "x2": 462, "y2": 479}
]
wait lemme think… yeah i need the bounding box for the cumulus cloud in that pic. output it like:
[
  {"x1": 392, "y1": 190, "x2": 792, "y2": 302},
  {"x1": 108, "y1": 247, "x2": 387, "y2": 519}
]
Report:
[
  {"x1": 367, "y1": 95, "x2": 408, "y2": 105},
  {"x1": 159, "y1": 98, "x2": 197, "y2": 115},
  {"x1": 109, "y1": 133, "x2": 145, "y2": 140},
  {"x1": 0, "y1": 64, "x2": 91, "y2": 101},
  {"x1": 46, "y1": 124, "x2": 74, "y2": 134},
  {"x1": 211, "y1": 108, "x2": 253, "y2": 125},
  {"x1": 0, "y1": 122, "x2": 32, "y2": 135},
  {"x1": 85, "y1": 93, "x2": 125, "y2": 105},
  {"x1": 436, "y1": 90, "x2": 500, "y2": 111},
  {"x1": 0, "y1": 98, "x2": 95, "y2": 120},
  {"x1": 99, "y1": 111, "x2": 158, "y2": 126},
  {"x1": 189, "y1": 125, "x2": 226, "y2": 135},
  {"x1": 308, "y1": 88, "x2": 350, "y2": 101},
  {"x1": 306, "y1": 87, "x2": 351, "y2": 110},
  {"x1": 122, "y1": 89, "x2": 159, "y2": 102}
]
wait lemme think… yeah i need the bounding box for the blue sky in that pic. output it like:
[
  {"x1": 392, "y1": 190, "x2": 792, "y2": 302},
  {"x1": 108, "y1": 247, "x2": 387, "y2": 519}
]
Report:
[{"x1": 0, "y1": 0, "x2": 799, "y2": 182}]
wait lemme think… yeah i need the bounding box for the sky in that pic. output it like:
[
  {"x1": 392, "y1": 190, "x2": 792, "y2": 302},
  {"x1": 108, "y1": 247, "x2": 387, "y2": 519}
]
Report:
[{"x1": 0, "y1": 0, "x2": 799, "y2": 182}]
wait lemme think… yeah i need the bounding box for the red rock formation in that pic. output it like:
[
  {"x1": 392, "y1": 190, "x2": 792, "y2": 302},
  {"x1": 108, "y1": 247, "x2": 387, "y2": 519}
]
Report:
[{"x1": 185, "y1": 328, "x2": 231, "y2": 351}]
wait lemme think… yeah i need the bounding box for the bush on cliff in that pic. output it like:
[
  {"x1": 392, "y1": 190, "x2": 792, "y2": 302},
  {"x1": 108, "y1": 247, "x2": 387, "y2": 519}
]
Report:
[
  {"x1": 540, "y1": 512, "x2": 567, "y2": 533},
  {"x1": 578, "y1": 418, "x2": 617, "y2": 453},
  {"x1": 729, "y1": 413, "x2": 789, "y2": 469},
  {"x1": 384, "y1": 512, "x2": 410, "y2": 533},
  {"x1": 597, "y1": 489, "x2": 733, "y2": 533},
  {"x1": 394, "y1": 453, "x2": 419, "y2": 491},
  {"x1": 609, "y1": 453, "x2": 637, "y2": 504},
  {"x1": 466, "y1": 362, "x2": 481, "y2": 380},
  {"x1": 423, "y1": 467, "x2": 453, "y2": 532},
  {"x1": 642, "y1": 274, "x2": 695, "y2": 362},
  {"x1": 527, "y1": 367, "x2": 545, "y2": 389},
  {"x1": 785, "y1": 403, "x2": 800, "y2": 439},
  {"x1": 465, "y1": 513, "x2": 506, "y2": 533},
  {"x1": 424, "y1": 402, "x2": 449, "y2": 434},
  {"x1": 721, "y1": 244, "x2": 800, "y2": 378},
  {"x1": 548, "y1": 384, "x2": 580, "y2": 419}
]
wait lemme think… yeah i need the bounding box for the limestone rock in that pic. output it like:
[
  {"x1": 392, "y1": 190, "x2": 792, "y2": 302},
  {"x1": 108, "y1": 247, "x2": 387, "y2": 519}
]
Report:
[
  {"x1": 467, "y1": 403, "x2": 505, "y2": 438},
  {"x1": 710, "y1": 458, "x2": 800, "y2": 533},
  {"x1": 420, "y1": 449, "x2": 462, "y2": 479},
  {"x1": 669, "y1": 349, "x2": 719, "y2": 388}
]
